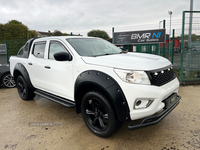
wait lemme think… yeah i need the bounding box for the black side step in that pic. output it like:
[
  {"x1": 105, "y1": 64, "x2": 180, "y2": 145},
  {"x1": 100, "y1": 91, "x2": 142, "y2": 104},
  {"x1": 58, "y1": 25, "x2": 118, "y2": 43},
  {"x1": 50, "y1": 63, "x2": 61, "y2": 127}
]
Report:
[{"x1": 34, "y1": 89, "x2": 75, "y2": 107}]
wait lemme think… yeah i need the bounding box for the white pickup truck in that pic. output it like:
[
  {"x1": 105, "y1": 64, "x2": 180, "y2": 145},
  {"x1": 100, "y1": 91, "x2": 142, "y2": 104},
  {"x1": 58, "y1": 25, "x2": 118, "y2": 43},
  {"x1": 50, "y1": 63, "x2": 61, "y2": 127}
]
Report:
[{"x1": 10, "y1": 36, "x2": 181, "y2": 137}]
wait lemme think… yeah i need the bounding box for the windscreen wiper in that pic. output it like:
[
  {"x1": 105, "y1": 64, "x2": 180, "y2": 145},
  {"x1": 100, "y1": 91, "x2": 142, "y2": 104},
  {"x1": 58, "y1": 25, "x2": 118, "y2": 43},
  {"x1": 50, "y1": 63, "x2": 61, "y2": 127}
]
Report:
[
  {"x1": 120, "y1": 51, "x2": 128, "y2": 54},
  {"x1": 94, "y1": 53, "x2": 113, "y2": 57},
  {"x1": 94, "y1": 52, "x2": 126, "y2": 57}
]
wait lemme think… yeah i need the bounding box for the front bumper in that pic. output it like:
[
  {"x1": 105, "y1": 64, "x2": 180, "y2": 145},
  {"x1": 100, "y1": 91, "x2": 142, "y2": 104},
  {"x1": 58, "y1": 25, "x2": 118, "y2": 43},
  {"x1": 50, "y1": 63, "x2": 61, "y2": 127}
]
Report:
[
  {"x1": 120, "y1": 77, "x2": 180, "y2": 120},
  {"x1": 128, "y1": 94, "x2": 181, "y2": 130}
]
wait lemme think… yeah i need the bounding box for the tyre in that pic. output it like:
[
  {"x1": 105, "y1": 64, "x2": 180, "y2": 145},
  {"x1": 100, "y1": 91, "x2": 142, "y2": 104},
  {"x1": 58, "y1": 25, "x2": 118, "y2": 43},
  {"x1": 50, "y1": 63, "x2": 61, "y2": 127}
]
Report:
[
  {"x1": 2, "y1": 73, "x2": 16, "y2": 88},
  {"x1": 81, "y1": 91, "x2": 120, "y2": 137},
  {"x1": 16, "y1": 76, "x2": 35, "y2": 100}
]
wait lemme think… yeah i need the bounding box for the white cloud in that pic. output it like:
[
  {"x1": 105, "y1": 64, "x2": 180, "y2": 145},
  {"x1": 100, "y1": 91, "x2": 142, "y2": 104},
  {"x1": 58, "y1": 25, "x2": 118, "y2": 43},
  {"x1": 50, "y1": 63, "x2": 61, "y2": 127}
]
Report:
[{"x1": 0, "y1": 0, "x2": 200, "y2": 37}]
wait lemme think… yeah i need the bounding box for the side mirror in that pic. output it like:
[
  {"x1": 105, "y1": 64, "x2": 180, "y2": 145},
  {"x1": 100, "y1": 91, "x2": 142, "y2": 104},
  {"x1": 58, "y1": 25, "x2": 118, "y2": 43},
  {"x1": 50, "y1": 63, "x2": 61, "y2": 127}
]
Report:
[{"x1": 54, "y1": 52, "x2": 72, "y2": 61}]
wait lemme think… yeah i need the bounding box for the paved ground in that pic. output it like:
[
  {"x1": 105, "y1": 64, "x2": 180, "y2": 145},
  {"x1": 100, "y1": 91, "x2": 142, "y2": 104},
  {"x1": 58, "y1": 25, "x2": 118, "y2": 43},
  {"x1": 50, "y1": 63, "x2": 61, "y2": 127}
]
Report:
[{"x1": 0, "y1": 86, "x2": 200, "y2": 150}]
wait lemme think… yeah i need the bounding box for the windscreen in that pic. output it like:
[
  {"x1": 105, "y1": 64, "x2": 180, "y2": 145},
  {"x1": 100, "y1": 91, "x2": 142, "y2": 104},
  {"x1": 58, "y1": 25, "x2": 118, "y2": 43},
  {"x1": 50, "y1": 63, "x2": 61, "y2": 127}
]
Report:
[{"x1": 66, "y1": 38, "x2": 121, "y2": 57}]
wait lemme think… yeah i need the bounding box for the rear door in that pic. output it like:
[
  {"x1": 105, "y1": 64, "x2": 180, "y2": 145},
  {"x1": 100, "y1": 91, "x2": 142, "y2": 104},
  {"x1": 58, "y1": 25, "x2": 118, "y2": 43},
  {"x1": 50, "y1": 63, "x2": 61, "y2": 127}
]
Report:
[{"x1": 27, "y1": 41, "x2": 47, "y2": 90}]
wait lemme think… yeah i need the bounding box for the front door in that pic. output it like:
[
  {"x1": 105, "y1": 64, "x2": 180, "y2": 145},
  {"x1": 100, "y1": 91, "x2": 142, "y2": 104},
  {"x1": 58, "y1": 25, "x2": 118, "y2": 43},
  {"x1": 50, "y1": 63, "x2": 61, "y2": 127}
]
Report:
[{"x1": 44, "y1": 40, "x2": 74, "y2": 100}]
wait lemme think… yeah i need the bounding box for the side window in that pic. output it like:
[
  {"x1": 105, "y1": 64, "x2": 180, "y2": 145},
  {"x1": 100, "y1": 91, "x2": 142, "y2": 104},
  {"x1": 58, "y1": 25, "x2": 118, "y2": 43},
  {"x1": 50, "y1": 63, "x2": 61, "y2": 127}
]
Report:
[
  {"x1": 32, "y1": 42, "x2": 46, "y2": 58},
  {"x1": 24, "y1": 43, "x2": 29, "y2": 51},
  {"x1": 17, "y1": 44, "x2": 29, "y2": 58},
  {"x1": 48, "y1": 41, "x2": 67, "y2": 60},
  {"x1": 17, "y1": 47, "x2": 24, "y2": 56}
]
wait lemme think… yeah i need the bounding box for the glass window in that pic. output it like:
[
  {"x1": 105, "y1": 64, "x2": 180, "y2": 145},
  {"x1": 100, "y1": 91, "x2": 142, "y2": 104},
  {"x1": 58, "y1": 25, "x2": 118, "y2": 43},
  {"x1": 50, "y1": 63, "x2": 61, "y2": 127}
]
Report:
[
  {"x1": 17, "y1": 47, "x2": 24, "y2": 55},
  {"x1": 66, "y1": 38, "x2": 121, "y2": 57},
  {"x1": 32, "y1": 42, "x2": 46, "y2": 58},
  {"x1": 24, "y1": 43, "x2": 29, "y2": 51},
  {"x1": 48, "y1": 41, "x2": 67, "y2": 60}
]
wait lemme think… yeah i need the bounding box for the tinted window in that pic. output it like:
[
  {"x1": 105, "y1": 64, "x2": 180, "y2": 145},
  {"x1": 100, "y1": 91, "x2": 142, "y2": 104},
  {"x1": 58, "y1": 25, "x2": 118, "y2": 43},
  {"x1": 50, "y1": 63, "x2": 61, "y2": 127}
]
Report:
[
  {"x1": 67, "y1": 38, "x2": 121, "y2": 57},
  {"x1": 32, "y1": 42, "x2": 46, "y2": 58},
  {"x1": 24, "y1": 43, "x2": 29, "y2": 51},
  {"x1": 17, "y1": 47, "x2": 24, "y2": 55},
  {"x1": 48, "y1": 41, "x2": 67, "y2": 60},
  {"x1": 17, "y1": 45, "x2": 29, "y2": 58}
]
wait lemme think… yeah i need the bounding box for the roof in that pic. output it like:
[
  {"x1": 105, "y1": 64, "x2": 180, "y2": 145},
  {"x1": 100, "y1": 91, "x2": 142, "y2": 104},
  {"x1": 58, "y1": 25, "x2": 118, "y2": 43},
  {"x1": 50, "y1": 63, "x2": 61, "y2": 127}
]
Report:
[
  {"x1": 37, "y1": 31, "x2": 52, "y2": 36},
  {"x1": 35, "y1": 36, "x2": 99, "y2": 40}
]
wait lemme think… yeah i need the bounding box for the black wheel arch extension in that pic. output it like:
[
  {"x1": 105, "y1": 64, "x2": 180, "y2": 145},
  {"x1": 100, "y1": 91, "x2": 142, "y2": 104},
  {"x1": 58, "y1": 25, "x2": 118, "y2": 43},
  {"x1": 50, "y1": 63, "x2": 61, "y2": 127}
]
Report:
[
  {"x1": 13, "y1": 63, "x2": 34, "y2": 88},
  {"x1": 74, "y1": 70, "x2": 130, "y2": 122}
]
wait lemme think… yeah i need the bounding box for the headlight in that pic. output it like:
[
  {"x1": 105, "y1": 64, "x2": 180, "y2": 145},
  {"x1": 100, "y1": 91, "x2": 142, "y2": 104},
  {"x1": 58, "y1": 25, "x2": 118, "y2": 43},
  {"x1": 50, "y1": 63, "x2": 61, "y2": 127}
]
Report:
[{"x1": 114, "y1": 69, "x2": 151, "y2": 85}]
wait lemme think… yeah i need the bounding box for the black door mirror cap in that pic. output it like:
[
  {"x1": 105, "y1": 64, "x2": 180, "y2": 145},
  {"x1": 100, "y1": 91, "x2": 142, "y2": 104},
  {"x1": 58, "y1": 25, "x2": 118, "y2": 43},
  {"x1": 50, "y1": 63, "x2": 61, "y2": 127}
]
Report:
[{"x1": 54, "y1": 52, "x2": 72, "y2": 61}]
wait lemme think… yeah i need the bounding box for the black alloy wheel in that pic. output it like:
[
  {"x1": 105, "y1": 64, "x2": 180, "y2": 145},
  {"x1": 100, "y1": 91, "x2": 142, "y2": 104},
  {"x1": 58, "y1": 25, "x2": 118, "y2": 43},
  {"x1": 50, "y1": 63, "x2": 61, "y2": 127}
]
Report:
[
  {"x1": 81, "y1": 91, "x2": 119, "y2": 137},
  {"x1": 16, "y1": 76, "x2": 35, "y2": 100},
  {"x1": 86, "y1": 98, "x2": 109, "y2": 131}
]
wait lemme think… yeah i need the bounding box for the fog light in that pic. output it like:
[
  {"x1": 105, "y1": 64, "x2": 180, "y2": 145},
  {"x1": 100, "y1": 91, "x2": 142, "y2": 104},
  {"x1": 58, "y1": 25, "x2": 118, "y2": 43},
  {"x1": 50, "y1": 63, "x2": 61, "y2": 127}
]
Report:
[
  {"x1": 134, "y1": 99, "x2": 154, "y2": 109},
  {"x1": 136, "y1": 100, "x2": 141, "y2": 106}
]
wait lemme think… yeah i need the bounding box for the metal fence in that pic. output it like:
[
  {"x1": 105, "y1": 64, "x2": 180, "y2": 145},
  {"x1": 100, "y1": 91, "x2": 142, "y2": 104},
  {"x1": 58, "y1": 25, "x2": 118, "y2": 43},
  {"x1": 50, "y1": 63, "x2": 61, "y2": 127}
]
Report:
[
  {"x1": 180, "y1": 11, "x2": 200, "y2": 82},
  {"x1": 113, "y1": 12, "x2": 200, "y2": 84},
  {"x1": 0, "y1": 39, "x2": 26, "y2": 64},
  {"x1": 1, "y1": 13, "x2": 200, "y2": 84},
  {"x1": 134, "y1": 33, "x2": 181, "y2": 69}
]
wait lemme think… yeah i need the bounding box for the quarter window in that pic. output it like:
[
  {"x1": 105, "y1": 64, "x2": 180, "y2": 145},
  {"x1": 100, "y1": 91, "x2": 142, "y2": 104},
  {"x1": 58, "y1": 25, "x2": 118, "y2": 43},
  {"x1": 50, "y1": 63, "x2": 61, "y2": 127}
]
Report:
[
  {"x1": 48, "y1": 41, "x2": 67, "y2": 60},
  {"x1": 24, "y1": 43, "x2": 29, "y2": 51}
]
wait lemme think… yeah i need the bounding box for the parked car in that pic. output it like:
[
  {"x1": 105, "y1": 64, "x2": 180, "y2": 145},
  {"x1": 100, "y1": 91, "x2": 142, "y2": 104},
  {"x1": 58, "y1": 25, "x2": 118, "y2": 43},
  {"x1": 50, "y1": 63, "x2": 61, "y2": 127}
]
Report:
[
  {"x1": 10, "y1": 37, "x2": 181, "y2": 137},
  {"x1": 0, "y1": 64, "x2": 16, "y2": 88}
]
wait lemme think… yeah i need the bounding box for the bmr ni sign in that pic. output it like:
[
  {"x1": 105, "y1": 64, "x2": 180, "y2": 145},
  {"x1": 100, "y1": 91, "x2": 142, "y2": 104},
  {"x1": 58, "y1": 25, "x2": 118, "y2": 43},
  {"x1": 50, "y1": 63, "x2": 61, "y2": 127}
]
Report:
[
  {"x1": 0, "y1": 44, "x2": 7, "y2": 54},
  {"x1": 113, "y1": 29, "x2": 166, "y2": 45}
]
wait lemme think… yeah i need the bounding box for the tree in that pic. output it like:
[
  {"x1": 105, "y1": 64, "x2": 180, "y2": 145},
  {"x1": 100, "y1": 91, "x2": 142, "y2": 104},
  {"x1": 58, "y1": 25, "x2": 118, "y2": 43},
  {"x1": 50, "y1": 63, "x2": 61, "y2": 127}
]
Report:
[
  {"x1": 0, "y1": 20, "x2": 39, "y2": 57},
  {"x1": 3, "y1": 20, "x2": 29, "y2": 40},
  {"x1": 176, "y1": 34, "x2": 198, "y2": 41},
  {"x1": 53, "y1": 30, "x2": 63, "y2": 36},
  {"x1": 7, "y1": 20, "x2": 22, "y2": 25},
  {"x1": 0, "y1": 20, "x2": 37, "y2": 40},
  {"x1": 87, "y1": 30, "x2": 110, "y2": 40},
  {"x1": 28, "y1": 30, "x2": 38, "y2": 38},
  {"x1": 0, "y1": 24, "x2": 4, "y2": 41},
  {"x1": 63, "y1": 33, "x2": 69, "y2": 36}
]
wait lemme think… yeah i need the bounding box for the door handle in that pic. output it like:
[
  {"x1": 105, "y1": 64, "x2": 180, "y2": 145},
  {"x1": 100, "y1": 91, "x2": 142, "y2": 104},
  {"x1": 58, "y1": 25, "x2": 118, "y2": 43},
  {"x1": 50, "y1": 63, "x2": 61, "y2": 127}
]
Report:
[
  {"x1": 45, "y1": 66, "x2": 51, "y2": 69},
  {"x1": 28, "y1": 62, "x2": 33, "y2": 65}
]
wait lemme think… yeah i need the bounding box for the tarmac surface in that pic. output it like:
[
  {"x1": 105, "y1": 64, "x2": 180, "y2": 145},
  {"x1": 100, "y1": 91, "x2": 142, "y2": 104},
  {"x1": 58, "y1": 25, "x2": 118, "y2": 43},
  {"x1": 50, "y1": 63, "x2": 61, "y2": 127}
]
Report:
[{"x1": 0, "y1": 86, "x2": 200, "y2": 150}]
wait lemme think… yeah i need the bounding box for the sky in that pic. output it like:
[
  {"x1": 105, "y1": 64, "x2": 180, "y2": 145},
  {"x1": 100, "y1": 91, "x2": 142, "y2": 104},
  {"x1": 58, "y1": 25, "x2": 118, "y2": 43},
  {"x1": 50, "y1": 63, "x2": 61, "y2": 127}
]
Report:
[{"x1": 0, "y1": 0, "x2": 200, "y2": 37}]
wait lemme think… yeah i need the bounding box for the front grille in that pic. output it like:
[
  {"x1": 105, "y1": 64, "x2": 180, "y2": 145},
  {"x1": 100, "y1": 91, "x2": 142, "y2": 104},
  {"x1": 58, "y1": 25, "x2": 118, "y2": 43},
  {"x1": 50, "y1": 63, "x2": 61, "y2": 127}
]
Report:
[{"x1": 146, "y1": 66, "x2": 176, "y2": 86}]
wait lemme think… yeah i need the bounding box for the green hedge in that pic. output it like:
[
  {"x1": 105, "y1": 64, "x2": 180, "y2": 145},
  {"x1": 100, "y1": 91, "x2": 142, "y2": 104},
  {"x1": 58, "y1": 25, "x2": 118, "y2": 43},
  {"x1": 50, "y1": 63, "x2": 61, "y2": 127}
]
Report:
[{"x1": 6, "y1": 39, "x2": 27, "y2": 57}]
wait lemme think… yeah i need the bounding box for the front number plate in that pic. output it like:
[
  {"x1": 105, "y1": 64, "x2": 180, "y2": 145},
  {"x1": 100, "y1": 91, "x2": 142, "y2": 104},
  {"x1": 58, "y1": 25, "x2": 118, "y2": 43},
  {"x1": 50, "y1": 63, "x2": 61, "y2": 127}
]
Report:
[{"x1": 163, "y1": 93, "x2": 178, "y2": 109}]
